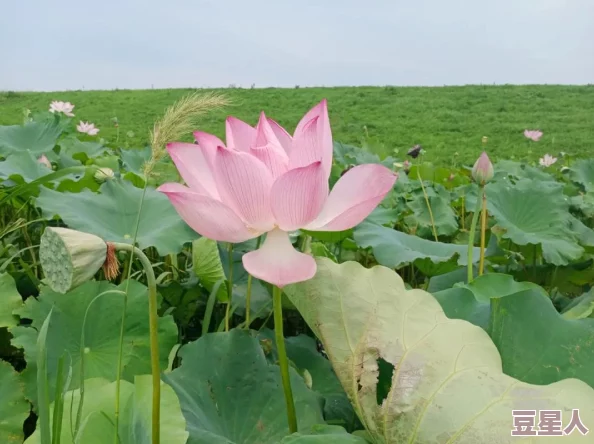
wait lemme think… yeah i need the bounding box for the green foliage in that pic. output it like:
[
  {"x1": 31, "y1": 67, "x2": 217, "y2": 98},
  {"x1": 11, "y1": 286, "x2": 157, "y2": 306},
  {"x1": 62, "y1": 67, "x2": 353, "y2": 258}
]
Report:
[
  {"x1": 3, "y1": 91, "x2": 594, "y2": 442},
  {"x1": 258, "y1": 330, "x2": 359, "y2": 431},
  {"x1": 10, "y1": 280, "x2": 178, "y2": 407},
  {"x1": 0, "y1": 360, "x2": 29, "y2": 443},
  {"x1": 0, "y1": 120, "x2": 63, "y2": 156},
  {"x1": 25, "y1": 376, "x2": 188, "y2": 444},
  {"x1": 0, "y1": 150, "x2": 53, "y2": 185},
  {"x1": 285, "y1": 258, "x2": 594, "y2": 443},
  {"x1": 2, "y1": 85, "x2": 594, "y2": 164},
  {"x1": 37, "y1": 178, "x2": 199, "y2": 255},
  {"x1": 163, "y1": 329, "x2": 325, "y2": 443},
  {"x1": 435, "y1": 273, "x2": 594, "y2": 388},
  {"x1": 354, "y1": 221, "x2": 479, "y2": 269},
  {"x1": 0, "y1": 273, "x2": 22, "y2": 328},
  {"x1": 280, "y1": 425, "x2": 367, "y2": 443},
  {"x1": 487, "y1": 179, "x2": 588, "y2": 265}
]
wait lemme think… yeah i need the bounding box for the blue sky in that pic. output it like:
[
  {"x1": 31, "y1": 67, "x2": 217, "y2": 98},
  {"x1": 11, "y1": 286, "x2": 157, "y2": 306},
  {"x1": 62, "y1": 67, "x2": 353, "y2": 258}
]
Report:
[{"x1": 1, "y1": 0, "x2": 592, "y2": 91}]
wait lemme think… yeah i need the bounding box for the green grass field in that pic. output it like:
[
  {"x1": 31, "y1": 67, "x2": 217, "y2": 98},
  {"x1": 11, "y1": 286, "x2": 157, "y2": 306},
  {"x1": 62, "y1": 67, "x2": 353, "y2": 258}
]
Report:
[{"x1": 1, "y1": 85, "x2": 593, "y2": 164}]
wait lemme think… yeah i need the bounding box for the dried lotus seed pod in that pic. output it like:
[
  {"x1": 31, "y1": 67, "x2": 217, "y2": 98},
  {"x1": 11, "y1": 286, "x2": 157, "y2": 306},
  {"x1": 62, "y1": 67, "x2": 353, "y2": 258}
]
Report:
[{"x1": 39, "y1": 227, "x2": 107, "y2": 293}]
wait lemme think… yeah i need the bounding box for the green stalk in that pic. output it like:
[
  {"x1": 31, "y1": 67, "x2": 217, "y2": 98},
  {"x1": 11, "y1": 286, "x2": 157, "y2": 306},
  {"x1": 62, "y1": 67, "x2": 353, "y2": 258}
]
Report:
[
  {"x1": 112, "y1": 242, "x2": 160, "y2": 444},
  {"x1": 245, "y1": 236, "x2": 262, "y2": 329},
  {"x1": 37, "y1": 309, "x2": 54, "y2": 444},
  {"x1": 416, "y1": 164, "x2": 438, "y2": 242},
  {"x1": 467, "y1": 187, "x2": 483, "y2": 283},
  {"x1": 225, "y1": 242, "x2": 234, "y2": 332},
  {"x1": 273, "y1": 285, "x2": 297, "y2": 434},
  {"x1": 74, "y1": 290, "x2": 125, "y2": 436},
  {"x1": 478, "y1": 186, "x2": 487, "y2": 276},
  {"x1": 113, "y1": 185, "x2": 148, "y2": 444}
]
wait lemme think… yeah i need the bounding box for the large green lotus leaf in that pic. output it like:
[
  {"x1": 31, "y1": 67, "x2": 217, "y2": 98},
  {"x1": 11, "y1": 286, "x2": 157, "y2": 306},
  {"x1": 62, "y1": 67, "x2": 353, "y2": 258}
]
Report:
[
  {"x1": 0, "y1": 360, "x2": 29, "y2": 443},
  {"x1": 460, "y1": 272, "x2": 547, "y2": 302},
  {"x1": 365, "y1": 207, "x2": 399, "y2": 226},
  {"x1": 58, "y1": 136, "x2": 109, "y2": 163},
  {"x1": 433, "y1": 273, "x2": 594, "y2": 388},
  {"x1": 258, "y1": 330, "x2": 359, "y2": 431},
  {"x1": 561, "y1": 288, "x2": 594, "y2": 320},
  {"x1": 354, "y1": 221, "x2": 479, "y2": 268},
  {"x1": 494, "y1": 160, "x2": 555, "y2": 182},
  {"x1": 25, "y1": 376, "x2": 188, "y2": 444},
  {"x1": 163, "y1": 329, "x2": 324, "y2": 444},
  {"x1": 332, "y1": 142, "x2": 393, "y2": 169},
  {"x1": 0, "y1": 121, "x2": 63, "y2": 156},
  {"x1": 426, "y1": 266, "x2": 470, "y2": 292},
  {"x1": 432, "y1": 273, "x2": 546, "y2": 330},
  {"x1": 406, "y1": 191, "x2": 458, "y2": 237},
  {"x1": 9, "y1": 279, "x2": 177, "y2": 407},
  {"x1": 571, "y1": 192, "x2": 594, "y2": 218},
  {"x1": 120, "y1": 145, "x2": 152, "y2": 176},
  {"x1": 36, "y1": 177, "x2": 198, "y2": 255},
  {"x1": 569, "y1": 215, "x2": 594, "y2": 247},
  {"x1": 433, "y1": 286, "x2": 491, "y2": 330},
  {"x1": 284, "y1": 258, "x2": 594, "y2": 443},
  {"x1": 280, "y1": 425, "x2": 366, "y2": 443},
  {"x1": 0, "y1": 151, "x2": 53, "y2": 185},
  {"x1": 487, "y1": 178, "x2": 583, "y2": 265},
  {"x1": 570, "y1": 159, "x2": 594, "y2": 192},
  {"x1": 0, "y1": 273, "x2": 22, "y2": 328},
  {"x1": 490, "y1": 287, "x2": 594, "y2": 388}
]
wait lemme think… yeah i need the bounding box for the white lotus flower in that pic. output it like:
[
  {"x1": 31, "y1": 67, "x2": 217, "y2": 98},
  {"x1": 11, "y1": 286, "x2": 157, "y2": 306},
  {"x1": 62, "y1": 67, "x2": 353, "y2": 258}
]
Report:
[
  {"x1": 539, "y1": 154, "x2": 558, "y2": 167},
  {"x1": 49, "y1": 101, "x2": 75, "y2": 117},
  {"x1": 77, "y1": 121, "x2": 100, "y2": 136}
]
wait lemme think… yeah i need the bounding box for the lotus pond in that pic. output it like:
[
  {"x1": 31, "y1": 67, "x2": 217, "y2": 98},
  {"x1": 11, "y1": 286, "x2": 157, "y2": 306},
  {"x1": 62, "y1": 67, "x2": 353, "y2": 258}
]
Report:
[{"x1": 1, "y1": 93, "x2": 593, "y2": 443}]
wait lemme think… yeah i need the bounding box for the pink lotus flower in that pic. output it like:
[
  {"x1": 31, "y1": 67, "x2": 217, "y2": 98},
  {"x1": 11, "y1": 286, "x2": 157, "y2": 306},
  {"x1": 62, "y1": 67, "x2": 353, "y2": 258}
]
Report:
[
  {"x1": 539, "y1": 154, "x2": 557, "y2": 167},
  {"x1": 38, "y1": 155, "x2": 52, "y2": 169},
  {"x1": 158, "y1": 100, "x2": 397, "y2": 288},
  {"x1": 49, "y1": 101, "x2": 75, "y2": 117},
  {"x1": 524, "y1": 129, "x2": 543, "y2": 142},
  {"x1": 77, "y1": 121, "x2": 100, "y2": 136}
]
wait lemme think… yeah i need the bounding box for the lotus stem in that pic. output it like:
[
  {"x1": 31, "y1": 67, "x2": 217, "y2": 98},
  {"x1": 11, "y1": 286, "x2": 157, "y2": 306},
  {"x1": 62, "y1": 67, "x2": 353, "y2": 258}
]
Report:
[
  {"x1": 461, "y1": 190, "x2": 466, "y2": 231},
  {"x1": 245, "y1": 236, "x2": 262, "y2": 329},
  {"x1": 225, "y1": 242, "x2": 234, "y2": 332},
  {"x1": 467, "y1": 187, "x2": 482, "y2": 283},
  {"x1": 479, "y1": 186, "x2": 487, "y2": 275},
  {"x1": 111, "y1": 242, "x2": 160, "y2": 444},
  {"x1": 273, "y1": 285, "x2": 297, "y2": 434},
  {"x1": 416, "y1": 164, "x2": 438, "y2": 242}
]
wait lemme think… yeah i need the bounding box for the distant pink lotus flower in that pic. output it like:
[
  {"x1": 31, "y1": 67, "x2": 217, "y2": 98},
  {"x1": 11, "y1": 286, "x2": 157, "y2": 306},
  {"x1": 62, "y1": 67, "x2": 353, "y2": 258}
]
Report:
[
  {"x1": 49, "y1": 101, "x2": 75, "y2": 117},
  {"x1": 38, "y1": 155, "x2": 52, "y2": 169},
  {"x1": 77, "y1": 121, "x2": 99, "y2": 136},
  {"x1": 158, "y1": 100, "x2": 397, "y2": 288},
  {"x1": 539, "y1": 154, "x2": 557, "y2": 167},
  {"x1": 524, "y1": 129, "x2": 543, "y2": 142}
]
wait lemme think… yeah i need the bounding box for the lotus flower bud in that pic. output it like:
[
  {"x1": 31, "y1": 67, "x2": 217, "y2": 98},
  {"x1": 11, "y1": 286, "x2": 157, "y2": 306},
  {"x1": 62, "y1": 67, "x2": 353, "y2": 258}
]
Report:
[
  {"x1": 94, "y1": 167, "x2": 114, "y2": 182},
  {"x1": 39, "y1": 227, "x2": 107, "y2": 293},
  {"x1": 472, "y1": 151, "x2": 494, "y2": 185},
  {"x1": 482, "y1": 136, "x2": 488, "y2": 145},
  {"x1": 38, "y1": 155, "x2": 52, "y2": 169}
]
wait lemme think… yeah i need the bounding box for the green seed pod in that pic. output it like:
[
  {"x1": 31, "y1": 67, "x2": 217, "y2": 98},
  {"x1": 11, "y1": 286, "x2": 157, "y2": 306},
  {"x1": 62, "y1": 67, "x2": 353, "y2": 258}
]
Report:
[{"x1": 39, "y1": 227, "x2": 107, "y2": 293}]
